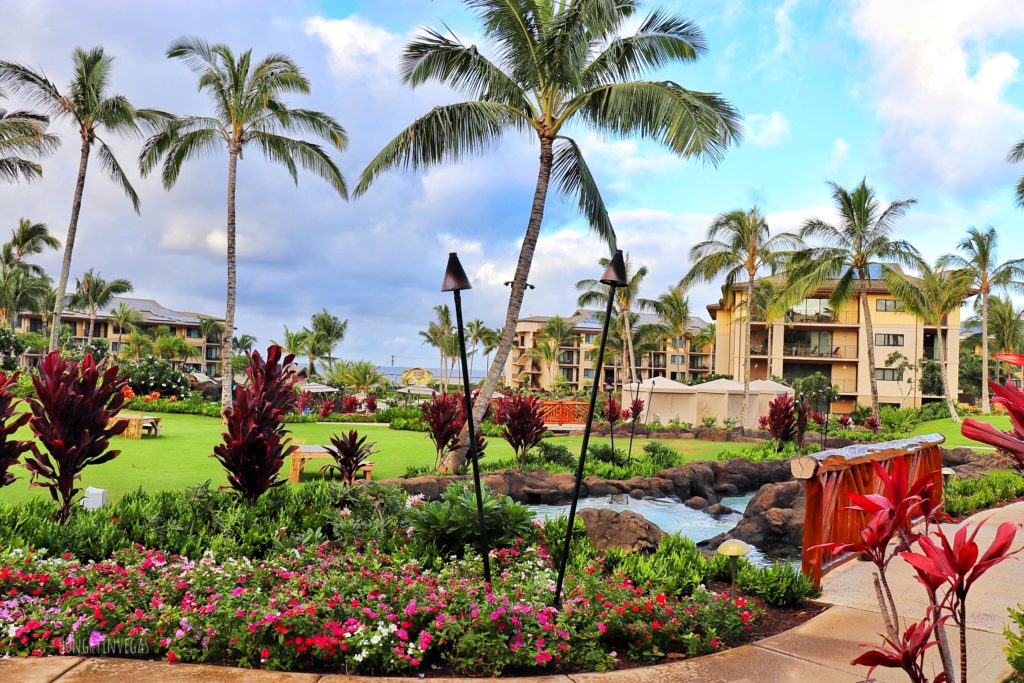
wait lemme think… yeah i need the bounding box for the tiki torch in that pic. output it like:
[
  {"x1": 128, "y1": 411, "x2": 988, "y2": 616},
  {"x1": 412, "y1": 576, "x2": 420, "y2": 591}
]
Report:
[
  {"x1": 553, "y1": 249, "x2": 627, "y2": 606},
  {"x1": 442, "y1": 252, "x2": 492, "y2": 584}
]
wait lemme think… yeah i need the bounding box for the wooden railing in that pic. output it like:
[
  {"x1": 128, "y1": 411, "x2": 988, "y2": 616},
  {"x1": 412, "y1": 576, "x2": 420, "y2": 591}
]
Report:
[
  {"x1": 491, "y1": 398, "x2": 589, "y2": 425},
  {"x1": 792, "y1": 434, "x2": 945, "y2": 586}
]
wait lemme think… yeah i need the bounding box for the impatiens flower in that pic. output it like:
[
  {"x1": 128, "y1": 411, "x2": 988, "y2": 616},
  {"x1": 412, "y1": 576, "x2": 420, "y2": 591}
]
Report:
[{"x1": 167, "y1": 651, "x2": 178, "y2": 664}]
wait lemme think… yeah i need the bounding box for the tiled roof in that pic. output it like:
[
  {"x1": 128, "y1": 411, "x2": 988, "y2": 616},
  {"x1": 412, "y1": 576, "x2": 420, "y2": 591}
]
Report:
[{"x1": 62, "y1": 297, "x2": 223, "y2": 326}]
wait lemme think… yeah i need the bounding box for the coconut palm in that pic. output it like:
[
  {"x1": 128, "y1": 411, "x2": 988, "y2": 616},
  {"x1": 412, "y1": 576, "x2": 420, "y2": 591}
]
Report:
[
  {"x1": 122, "y1": 325, "x2": 156, "y2": 361},
  {"x1": 419, "y1": 305, "x2": 455, "y2": 385},
  {"x1": 882, "y1": 262, "x2": 973, "y2": 422},
  {"x1": 199, "y1": 317, "x2": 224, "y2": 344},
  {"x1": 526, "y1": 335, "x2": 560, "y2": 388},
  {"x1": 273, "y1": 326, "x2": 307, "y2": 357},
  {"x1": 1010, "y1": 138, "x2": 1024, "y2": 208},
  {"x1": 232, "y1": 333, "x2": 257, "y2": 354},
  {"x1": 140, "y1": 38, "x2": 348, "y2": 409},
  {"x1": 310, "y1": 308, "x2": 347, "y2": 370},
  {"x1": 578, "y1": 254, "x2": 650, "y2": 385},
  {"x1": 357, "y1": 1, "x2": 740, "y2": 471},
  {"x1": 298, "y1": 329, "x2": 332, "y2": 376},
  {"x1": 0, "y1": 48, "x2": 168, "y2": 351},
  {"x1": 791, "y1": 180, "x2": 921, "y2": 419},
  {"x1": 0, "y1": 268, "x2": 48, "y2": 327},
  {"x1": 2, "y1": 219, "x2": 60, "y2": 276},
  {"x1": 465, "y1": 319, "x2": 490, "y2": 381},
  {"x1": 480, "y1": 324, "x2": 501, "y2": 374},
  {"x1": 0, "y1": 89, "x2": 58, "y2": 183},
  {"x1": 681, "y1": 208, "x2": 800, "y2": 430},
  {"x1": 68, "y1": 269, "x2": 132, "y2": 342},
  {"x1": 109, "y1": 301, "x2": 142, "y2": 354},
  {"x1": 646, "y1": 284, "x2": 691, "y2": 353},
  {"x1": 331, "y1": 360, "x2": 383, "y2": 394},
  {"x1": 690, "y1": 322, "x2": 716, "y2": 373},
  {"x1": 938, "y1": 227, "x2": 1024, "y2": 413},
  {"x1": 154, "y1": 333, "x2": 199, "y2": 368},
  {"x1": 968, "y1": 295, "x2": 1024, "y2": 386}
]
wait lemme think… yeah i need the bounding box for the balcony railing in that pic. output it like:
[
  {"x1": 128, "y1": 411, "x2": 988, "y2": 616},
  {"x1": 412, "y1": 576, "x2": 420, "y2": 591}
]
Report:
[
  {"x1": 750, "y1": 341, "x2": 770, "y2": 356},
  {"x1": 782, "y1": 343, "x2": 858, "y2": 360},
  {"x1": 785, "y1": 310, "x2": 859, "y2": 324},
  {"x1": 784, "y1": 376, "x2": 857, "y2": 393},
  {"x1": 689, "y1": 360, "x2": 711, "y2": 370}
]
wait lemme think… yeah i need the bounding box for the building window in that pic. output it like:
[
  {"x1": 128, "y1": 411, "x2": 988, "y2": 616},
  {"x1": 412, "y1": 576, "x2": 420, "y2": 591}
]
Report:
[
  {"x1": 583, "y1": 368, "x2": 596, "y2": 379},
  {"x1": 670, "y1": 354, "x2": 684, "y2": 365},
  {"x1": 787, "y1": 298, "x2": 834, "y2": 323},
  {"x1": 875, "y1": 333, "x2": 904, "y2": 346},
  {"x1": 875, "y1": 368, "x2": 903, "y2": 381},
  {"x1": 186, "y1": 328, "x2": 202, "y2": 339},
  {"x1": 876, "y1": 299, "x2": 904, "y2": 312},
  {"x1": 558, "y1": 351, "x2": 574, "y2": 364},
  {"x1": 583, "y1": 333, "x2": 597, "y2": 344},
  {"x1": 560, "y1": 367, "x2": 575, "y2": 381},
  {"x1": 670, "y1": 371, "x2": 686, "y2": 381}
]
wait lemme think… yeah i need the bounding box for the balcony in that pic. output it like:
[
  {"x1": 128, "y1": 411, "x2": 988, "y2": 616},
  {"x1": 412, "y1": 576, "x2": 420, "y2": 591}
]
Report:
[
  {"x1": 689, "y1": 359, "x2": 711, "y2": 370},
  {"x1": 782, "y1": 343, "x2": 858, "y2": 360},
  {"x1": 784, "y1": 376, "x2": 857, "y2": 393},
  {"x1": 785, "y1": 310, "x2": 859, "y2": 325}
]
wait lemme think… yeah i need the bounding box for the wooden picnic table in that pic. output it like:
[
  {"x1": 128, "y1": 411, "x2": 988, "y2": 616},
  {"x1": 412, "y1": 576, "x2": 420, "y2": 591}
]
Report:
[
  {"x1": 110, "y1": 414, "x2": 162, "y2": 439},
  {"x1": 288, "y1": 444, "x2": 375, "y2": 483}
]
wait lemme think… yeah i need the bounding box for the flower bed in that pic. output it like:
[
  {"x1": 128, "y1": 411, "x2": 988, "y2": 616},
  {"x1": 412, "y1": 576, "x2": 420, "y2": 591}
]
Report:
[{"x1": 0, "y1": 543, "x2": 755, "y2": 675}]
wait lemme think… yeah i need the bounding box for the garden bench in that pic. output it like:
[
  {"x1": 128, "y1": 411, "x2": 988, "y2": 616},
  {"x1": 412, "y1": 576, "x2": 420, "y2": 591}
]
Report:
[
  {"x1": 109, "y1": 415, "x2": 162, "y2": 439},
  {"x1": 288, "y1": 444, "x2": 375, "y2": 483}
]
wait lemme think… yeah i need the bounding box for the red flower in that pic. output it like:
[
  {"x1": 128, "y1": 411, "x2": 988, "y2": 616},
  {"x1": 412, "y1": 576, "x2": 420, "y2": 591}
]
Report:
[{"x1": 167, "y1": 652, "x2": 178, "y2": 664}]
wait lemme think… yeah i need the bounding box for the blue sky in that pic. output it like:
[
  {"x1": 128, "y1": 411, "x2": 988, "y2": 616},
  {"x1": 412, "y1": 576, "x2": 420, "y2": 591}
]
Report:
[{"x1": 1, "y1": 0, "x2": 1022, "y2": 369}]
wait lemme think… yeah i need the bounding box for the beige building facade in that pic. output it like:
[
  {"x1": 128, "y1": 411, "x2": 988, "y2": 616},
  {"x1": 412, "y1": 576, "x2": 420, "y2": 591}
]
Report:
[{"x1": 708, "y1": 273, "x2": 963, "y2": 413}]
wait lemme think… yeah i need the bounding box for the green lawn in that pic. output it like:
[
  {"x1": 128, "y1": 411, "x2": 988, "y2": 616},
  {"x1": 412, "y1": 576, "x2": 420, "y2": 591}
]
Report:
[
  {"x1": 909, "y1": 414, "x2": 1010, "y2": 449},
  {"x1": 0, "y1": 415, "x2": 748, "y2": 505}
]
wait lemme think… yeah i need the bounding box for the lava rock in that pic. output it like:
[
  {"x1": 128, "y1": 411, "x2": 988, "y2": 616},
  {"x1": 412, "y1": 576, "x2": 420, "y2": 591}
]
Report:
[{"x1": 577, "y1": 508, "x2": 663, "y2": 552}]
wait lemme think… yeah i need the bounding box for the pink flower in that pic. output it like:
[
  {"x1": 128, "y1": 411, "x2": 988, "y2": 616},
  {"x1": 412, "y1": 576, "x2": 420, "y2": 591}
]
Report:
[
  {"x1": 535, "y1": 650, "x2": 552, "y2": 663},
  {"x1": 597, "y1": 622, "x2": 607, "y2": 634}
]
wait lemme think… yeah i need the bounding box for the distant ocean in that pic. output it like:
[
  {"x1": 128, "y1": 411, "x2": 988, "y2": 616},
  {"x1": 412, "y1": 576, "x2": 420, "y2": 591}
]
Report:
[{"x1": 376, "y1": 365, "x2": 487, "y2": 384}]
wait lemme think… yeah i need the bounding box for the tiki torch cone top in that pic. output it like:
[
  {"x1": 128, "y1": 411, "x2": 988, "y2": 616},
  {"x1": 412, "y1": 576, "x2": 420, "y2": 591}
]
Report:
[
  {"x1": 441, "y1": 252, "x2": 472, "y2": 292},
  {"x1": 600, "y1": 249, "x2": 628, "y2": 287}
]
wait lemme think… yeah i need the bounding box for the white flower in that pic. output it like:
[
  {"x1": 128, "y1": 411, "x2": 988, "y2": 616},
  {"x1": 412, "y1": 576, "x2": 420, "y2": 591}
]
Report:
[
  {"x1": 7, "y1": 625, "x2": 17, "y2": 638},
  {"x1": 370, "y1": 634, "x2": 382, "y2": 645}
]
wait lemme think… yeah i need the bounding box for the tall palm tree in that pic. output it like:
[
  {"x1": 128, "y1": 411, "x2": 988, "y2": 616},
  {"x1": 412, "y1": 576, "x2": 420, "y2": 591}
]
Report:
[
  {"x1": 938, "y1": 227, "x2": 1024, "y2": 413},
  {"x1": 0, "y1": 89, "x2": 58, "y2": 183},
  {"x1": 578, "y1": 254, "x2": 650, "y2": 385},
  {"x1": 969, "y1": 295, "x2": 1024, "y2": 386},
  {"x1": 792, "y1": 180, "x2": 921, "y2": 419},
  {"x1": 0, "y1": 268, "x2": 48, "y2": 328},
  {"x1": 274, "y1": 326, "x2": 307, "y2": 357},
  {"x1": 68, "y1": 269, "x2": 132, "y2": 342},
  {"x1": 357, "y1": 1, "x2": 740, "y2": 472},
  {"x1": 882, "y1": 262, "x2": 973, "y2": 422},
  {"x1": 140, "y1": 38, "x2": 348, "y2": 409},
  {"x1": 1010, "y1": 138, "x2": 1024, "y2": 208},
  {"x1": 480, "y1": 325, "x2": 501, "y2": 375},
  {"x1": 690, "y1": 322, "x2": 716, "y2": 373},
  {"x1": 199, "y1": 317, "x2": 224, "y2": 343},
  {"x1": 109, "y1": 301, "x2": 142, "y2": 355},
  {"x1": 419, "y1": 305, "x2": 454, "y2": 385},
  {"x1": 526, "y1": 335, "x2": 560, "y2": 388},
  {"x1": 232, "y1": 333, "x2": 257, "y2": 354},
  {"x1": 681, "y1": 208, "x2": 800, "y2": 429},
  {"x1": 465, "y1": 319, "x2": 489, "y2": 381},
  {"x1": 0, "y1": 48, "x2": 167, "y2": 351},
  {"x1": 647, "y1": 284, "x2": 691, "y2": 359},
  {"x1": 2, "y1": 219, "x2": 60, "y2": 276},
  {"x1": 309, "y1": 308, "x2": 347, "y2": 370},
  {"x1": 122, "y1": 325, "x2": 155, "y2": 361}
]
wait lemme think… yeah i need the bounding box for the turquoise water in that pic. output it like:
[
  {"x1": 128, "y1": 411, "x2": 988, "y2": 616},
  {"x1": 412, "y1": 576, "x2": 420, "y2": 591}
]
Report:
[{"x1": 528, "y1": 492, "x2": 778, "y2": 566}]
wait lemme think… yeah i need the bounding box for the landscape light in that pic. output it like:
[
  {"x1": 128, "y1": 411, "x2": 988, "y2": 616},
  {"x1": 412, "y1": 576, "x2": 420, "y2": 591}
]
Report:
[{"x1": 717, "y1": 538, "x2": 752, "y2": 599}]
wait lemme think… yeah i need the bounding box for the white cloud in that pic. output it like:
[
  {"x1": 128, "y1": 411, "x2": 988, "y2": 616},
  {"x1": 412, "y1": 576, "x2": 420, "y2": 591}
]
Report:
[
  {"x1": 304, "y1": 15, "x2": 403, "y2": 81},
  {"x1": 576, "y1": 134, "x2": 684, "y2": 175},
  {"x1": 851, "y1": 0, "x2": 1024, "y2": 192},
  {"x1": 771, "y1": 0, "x2": 800, "y2": 60},
  {"x1": 744, "y1": 111, "x2": 791, "y2": 146},
  {"x1": 830, "y1": 137, "x2": 849, "y2": 170}
]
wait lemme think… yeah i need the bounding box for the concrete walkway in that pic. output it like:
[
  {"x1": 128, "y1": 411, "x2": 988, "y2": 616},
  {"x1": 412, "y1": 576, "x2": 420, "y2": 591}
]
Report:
[{"x1": 4, "y1": 503, "x2": 1021, "y2": 683}]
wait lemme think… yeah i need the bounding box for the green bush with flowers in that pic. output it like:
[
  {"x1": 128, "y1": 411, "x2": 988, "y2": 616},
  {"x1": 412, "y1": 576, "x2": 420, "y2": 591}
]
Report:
[{"x1": 118, "y1": 356, "x2": 192, "y2": 397}]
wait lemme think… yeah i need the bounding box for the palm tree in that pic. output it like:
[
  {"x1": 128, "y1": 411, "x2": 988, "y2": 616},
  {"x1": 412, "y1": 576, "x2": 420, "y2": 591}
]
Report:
[
  {"x1": 681, "y1": 208, "x2": 800, "y2": 430},
  {"x1": 647, "y1": 284, "x2": 691, "y2": 358},
  {"x1": 309, "y1": 308, "x2": 347, "y2": 370},
  {"x1": 527, "y1": 335, "x2": 560, "y2": 388},
  {"x1": 122, "y1": 325, "x2": 155, "y2": 361},
  {"x1": 419, "y1": 305, "x2": 454, "y2": 385},
  {"x1": 2, "y1": 219, "x2": 60, "y2": 276},
  {"x1": 140, "y1": 39, "x2": 348, "y2": 410},
  {"x1": 200, "y1": 317, "x2": 224, "y2": 344},
  {"x1": 1010, "y1": 138, "x2": 1024, "y2": 208},
  {"x1": 274, "y1": 326, "x2": 307, "y2": 357},
  {"x1": 154, "y1": 332, "x2": 198, "y2": 368},
  {"x1": 357, "y1": 1, "x2": 740, "y2": 472},
  {"x1": 298, "y1": 329, "x2": 332, "y2": 376},
  {"x1": 792, "y1": 180, "x2": 921, "y2": 419},
  {"x1": 0, "y1": 89, "x2": 58, "y2": 183},
  {"x1": 480, "y1": 325, "x2": 501, "y2": 375},
  {"x1": 68, "y1": 269, "x2": 132, "y2": 342},
  {"x1": 232, "y1": 333, "x2": 257, "y2": 354},
  {"x1": 0, "y1": 268, "x2": 48, "y2": 327},
  {"x1": 970, "y1": 295, "x2": 1024, "y2": 386},
  {"x1": 0, "y1": 48, "x2": 167, "y2": 352},
  {"x1": 331, "y1": 360, "x2": 383, "y2": 394},
  {"x1": 690, "y1": 322, "x2": 716, "y2": 373},
  {"x1": 882, "y1": 262, "x2": 973, "y2": 422},
  {"x1": 109, "y1": 301, "x2": 142, "y2": 355},
  {"x1": 465, "y1": 319, "x2": 489, "y2": 381},
  {"x1": 578, "y1": 254, "x2": 650, "y2": 385},
  {"x1": 938, "y1": 227, "x2": 1024, "y2": 413}
]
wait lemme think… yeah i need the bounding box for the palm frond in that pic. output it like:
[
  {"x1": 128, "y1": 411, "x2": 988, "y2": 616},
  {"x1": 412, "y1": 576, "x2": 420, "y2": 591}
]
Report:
[
  {"x1": 95, "y1": 140, "x2": 140, "y2": 213},
  {"x1": 250, "y1": 131, "x2": 347, "y2": 199},
  {"x1": 551, "y1": 135, "x2": 614, "y2": 250}
]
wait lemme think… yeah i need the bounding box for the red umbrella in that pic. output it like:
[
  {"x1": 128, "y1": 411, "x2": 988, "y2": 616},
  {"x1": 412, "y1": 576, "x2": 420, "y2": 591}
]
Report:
[{"x1": 992, "y1": 352, "x2": 1024, "y2": 367}]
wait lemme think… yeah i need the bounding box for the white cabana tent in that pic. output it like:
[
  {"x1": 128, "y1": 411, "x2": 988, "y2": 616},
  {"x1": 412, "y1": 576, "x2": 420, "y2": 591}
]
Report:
[
  {"x1": 299, "y1": 381, "x2": 338, "y2": 394},
  {"x1": 621, "y1": 376, "x2": 793, "y2": 429}
]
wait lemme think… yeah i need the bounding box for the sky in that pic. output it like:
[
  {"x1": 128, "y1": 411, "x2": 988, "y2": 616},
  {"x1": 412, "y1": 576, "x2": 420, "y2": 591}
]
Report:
[{"x1": 1, "y1": 0, "x2": 1023, "y2": 370}]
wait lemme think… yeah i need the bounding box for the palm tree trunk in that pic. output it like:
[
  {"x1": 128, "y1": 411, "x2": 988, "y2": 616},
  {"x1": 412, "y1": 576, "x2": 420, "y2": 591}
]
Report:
[
  {"x1": 219, "y1": 147, "x2": 239, "y2": 413},
  {"x1": 860, "y1": 272, "x2": 880, "y2": 418},
  {"x1": 440, "y1": 136, "x2": 555, "y2": 473},
  {"x1": 87, "y1": 312, "x2": 95, "y2": 343},
  {"x1": 740, "y1": 283, "x2": 752, "y2": 432},
  {"x1": 937, "y1": 326, "x2": 958, "y2": 422},
  {"x1": 49, "y1": 135, "x2": 91, "y2": 352},
  {"x1": 981, "y1": 292, "x2": 990, "y2": 413}
]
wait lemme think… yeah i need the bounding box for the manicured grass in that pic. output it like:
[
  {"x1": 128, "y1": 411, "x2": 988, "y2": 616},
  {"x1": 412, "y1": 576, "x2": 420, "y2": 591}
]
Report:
[
  {"x1": 0, "y1": 415, "x2": 748, "y2": 505},
  {"x1": 909, "y1": 414, "x2": 1010, "y2": 449}
]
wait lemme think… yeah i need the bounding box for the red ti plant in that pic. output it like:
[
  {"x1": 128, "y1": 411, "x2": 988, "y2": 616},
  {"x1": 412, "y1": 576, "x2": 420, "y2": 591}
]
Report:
[
  {"x1": 0, "y1": 371, "x2": 33, "y2": 490},
  {"x1": 865, "y1": 416, "x2": 880, "y2": 434},
  {"x1": 852, "y1": 616, "x2": 949, "y2": 683},
  {"x1": 320, "y1": 430, "x2": 376, "y2": 484},
  {"x1": 363, "y1": 395, "x2": 377, "y2": 413},
  {"x1": 295, "y1": 390, "x2": 314, "y2": 414},
  {"x1": 838, "y1": 414, "x2": 853, "y2": 428},
  {"x1": 767, "y1": 393, "x2": 796, "y2": 450},
  {"x1": 318, "y1": 400, "x2": 336, "y2": 418},
  {"x1": 341, "y1": 395, "x2": 359, "y2": 414},
  {"x1": 758, "y1": 414, "x2": 769, "y2": 430},
  {"x1": 961, "y1": 380, "x2": 1024, "y2": 477},
  {"x1": 211, "y1": 346, "x2": 299, "y2": 504},
  {"x1": 493, "y1": 393, "x2": 546, "y2": 468},
  {"x1": 422, "y1": 392, "x2": 464, "y2": 469},
  {"x1": 23, "y1": 352, "x2": 128, "y2": 523},
  {"x1": 627, "y1": 397, "x2": 644, "y2": 426},
  {"x1": 601, "y1": 395, "x2": 623, "y2": 426}
]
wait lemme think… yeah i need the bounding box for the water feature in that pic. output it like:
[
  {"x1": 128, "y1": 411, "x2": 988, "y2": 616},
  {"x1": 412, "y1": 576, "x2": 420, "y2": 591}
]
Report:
[{"x1": 528, "y1": 492, "x2": 783, "y2": 566}]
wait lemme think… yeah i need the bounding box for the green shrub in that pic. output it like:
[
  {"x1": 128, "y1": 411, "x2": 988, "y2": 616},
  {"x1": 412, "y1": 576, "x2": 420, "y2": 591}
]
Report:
[
  {"x1": 588, "y1": 442, "x2": 624, "y2": 465},
  {"x1": 532, "y1": 440, "x2": 577, "y2": 467},
  {"x1": 605, "y1": 534, "x2": 712, "y2": 596},
  {"x1": 126, "y1": 395, "x2": 221, "y2": 417},
  {"x1": 390, "y1": 416, "x2": 429, "y2": 431},
  {"x1": 879, "y1": 406, "x2": 918, "y2": 434},
  {"x1": 738, "y1": 561, "x2": 819, "y2": 607},
  {"x1": 719, "y1": 440, "x2": 819, "y2": 462},
  {"x1": 642, "y1": 441, "x2": 681, "y2": 469},
  {"x1": 700, "y1": 416, "x2": 718, "y2": 429},
  {"x1": 918, "y1": 401, "x2": 949, "y2": 422},
  {"x1": 1007, "y1": 604, "x2": 1024, "y2": 675},
  {"x1": 119, "y1": 356, "x2": 192, "y2": 397},
  {"x1": 283, "y1": 412, "x2": 385, "y2": 424},
  {"x1": 541, "y1": 513, "x2": 595, "y2": 574},
  {"x1": 944, "y1": 470, "x2": 1024, "y2": 518},
  {"x1": 376, "y1": 406, "x2": 422, "y2": 423},
  {"x1": 406, "y1": 481, "x2": 534, "y2": 558}
]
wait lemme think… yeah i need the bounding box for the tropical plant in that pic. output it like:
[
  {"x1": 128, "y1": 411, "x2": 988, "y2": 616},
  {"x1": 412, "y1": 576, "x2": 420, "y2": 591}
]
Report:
[
  {"x1": 120, "y1": 325, "x2": 156, "y2": 361},
  {"x1": 2, "y1": 218, "x2": 60, "y2": 276},
  {"x1": 967, "y1": 295, "x2": 1024, "y2": 386},
  {"x1": 233, "y1": 333, "x2": 257, "y2": 354},
  {"x1": 792, "y1": 179, "x2": 921, "y2": 419},
  {"x1": 465, "y1": 319, "x2": 490, "y2": 381},
  {"x1": 109, "y1": 301, "x2": 142, "y2": 353},
  {"x1": 309, "y1": 308, "x2": 347, "y2": 370},
  {"x1": 647, "y1": 283, "x2": 691, "y2": 354},
  {"x1": 211, "y1": 345, "x2": 300, "y2": 504},
  {"x1": 23, "y1": 351, "x2": 128, "y2": 522},
  {"x1": 320, "y1": 430, "x2": 376, "y2": 484},
  {"x1": 939, "y1": 227, "x2": 1024, "y2": 413},
  {"x1": 578, "y1": 253, "x2": 650, "y2": 385},
  {"x1": 199, "y1": 317, "x2": 224, "y2": 344},
  {"x1": 68, "y1": 268, "x2": 133, "y2": 342},
  {"x1": 421, "y1": 391, "x2": 464, "y2": 469},
  {"x1": 1010, "y1": 137, "x2": 1024, "y2": 208},
  {"x1": 153, "y1": 333, "x2": 199, "y2": 367},
  {"x1": 493, "y1": 392, "x2": 546, "y2": 468},
  {"x1": 525, "y1": 335, "x2": 559, "y2": 387},
  {"x1": 117, "y1": 355, "x2": 191, "y2": 397},
  {"x1": 358, "y1": 1, "x2": 740, "y2": 473},
  {"x1": 0, "y1": 88, "x2": 58, "y2": 183},
  {"x1": 419, "y1": 305, "x2": 454, "y2": 386},
  {"x1": 883, "y1": 261, "x2": 973, "y2": 422},
  {"x1": 0, "y1": 371, "x2": 32, "y2": 489},
  {"x1": 681, "y1": 208, "x2": 800, "y2": 431},
  {"x1": 766, "y1": 392, "x2": 796, "y2": 449},
  {"x1": 140, "y1": 39, "x2": 348, "y2": 409},
  {"x1": 961, "y1": 379, "x2": 1024, "y2": 477},
  {"x1": 341, "y1": 395, "x2": 359, "y2": 414},
  {"x1": 0, "y1": 48, "x2": 167, "y2": 352},
  {"x1": 851, "y1": 616, "x2": 947, "y2": 683},
  {"x1": 330, "y1": 360, "x2": 383, "y2": 394},
  {"x1": 0, "y1": 266, "x2": 49, "y2": 328}
]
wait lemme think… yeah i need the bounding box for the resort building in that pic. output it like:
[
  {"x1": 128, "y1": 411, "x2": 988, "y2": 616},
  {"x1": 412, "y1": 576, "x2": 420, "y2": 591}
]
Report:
[
  {"x1": 707, "y1": 265, "x2": 964, "y2": 412},
  {"x1": 16, "y1": 297, "x2": 225, "y2": 377},
  {"x1": 504, "y1": 309, "x2": 713, "y2": 391}
]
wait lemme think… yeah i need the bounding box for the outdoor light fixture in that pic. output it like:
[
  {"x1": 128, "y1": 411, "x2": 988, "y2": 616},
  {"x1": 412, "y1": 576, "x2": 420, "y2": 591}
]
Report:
[
  {"x1": 441, "y1": 252, "x2": 492, "y2": 584},
  {"x1": 553, "y1": 250, "x2": 628, "y2": 606},
  {"x1": 504, "y1": 280, "x2": 535, "y2": 290},
  {"x1": 82, "y1": 487, "x2": 108, "y2": 510},
  {"x1": 717, "y1": 538, "x2": 752, "y2": 599},
  {"x1": 941, "y1": 466, "x2": 956, "y2": 485}
]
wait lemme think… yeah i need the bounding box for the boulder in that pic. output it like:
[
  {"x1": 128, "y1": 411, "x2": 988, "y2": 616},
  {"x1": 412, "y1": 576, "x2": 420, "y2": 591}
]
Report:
[
  {"x1": 705, "y1": 503, "x2": 734, "y2": 517},
  {"x1": 700, "y1": 480, "x2": 805, "y2": 552},
  {"x1": 684, "y1": 496, "x2": 709, "y2": 510},
  {"x1": 577, "y1": 508, "x2": 663, "y2": 552},
  {"x1": 942, "y1": 447, "x2": 1007, "y2": 478}
]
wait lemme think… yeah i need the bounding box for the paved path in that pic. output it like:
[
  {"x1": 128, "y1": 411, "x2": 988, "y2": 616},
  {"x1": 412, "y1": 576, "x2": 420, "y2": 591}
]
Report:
[{"x1": 4, "y1": 502, "x2": 1022, "y2": 682}]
